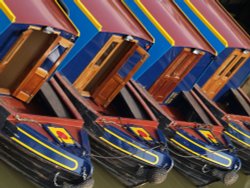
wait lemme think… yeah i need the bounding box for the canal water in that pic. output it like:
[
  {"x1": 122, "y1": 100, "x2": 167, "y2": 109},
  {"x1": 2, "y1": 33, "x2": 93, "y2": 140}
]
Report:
[{"x1": 0, "y1": 160, "x2": 250, "y2": 188}]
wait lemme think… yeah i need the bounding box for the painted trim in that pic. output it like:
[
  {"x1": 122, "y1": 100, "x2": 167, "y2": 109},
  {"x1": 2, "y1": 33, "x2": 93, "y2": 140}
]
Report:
[
  {"x1": 100, "y1": 128, "x2": 160, "y2": 165},
  {"x1": 74, "y1": 0, "x2": 102, "y2": 31},
  {"x1": 224, "y1": 131, "x2": 250, "y2": 147},
  {"x1": 171, "y1": 131, "x2": 232, "y2": 167},
  {"x1": 11, "y1": 127, "x2": 79, "y2": 171},
  {"x1": 55, "y1": 0, "x2": 80, "y2": 36},
  {"x1": 183, "y1": 0, "x2": 228, "y2": 48},
  {"x1": 121, "y1": 0, "x2": 155, "y2": 43},
  {"x1": 228, "y1": 123, "x2": 250, "y2": 139},
  {"x1": 134, "y1": 0, "x2": 175, "y2": 46},
  {"x1": 0, "y1": 0, "x2": 15, "y2": 22}
]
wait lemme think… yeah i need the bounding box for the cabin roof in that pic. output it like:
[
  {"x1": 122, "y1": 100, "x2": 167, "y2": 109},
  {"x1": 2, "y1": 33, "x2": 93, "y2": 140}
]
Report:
[
  {"x1": 5, "y1": 0, "x2": 78, "y2": 36},
  {"x1": 82, "y1": 0, "x2": 153, "y2": 43},
  {"x1": 190, "y1": 0, "x2": 250, "y2": 50},
  {"x1": 141, "y1": 0, "x2": 215, "y2": 54}
]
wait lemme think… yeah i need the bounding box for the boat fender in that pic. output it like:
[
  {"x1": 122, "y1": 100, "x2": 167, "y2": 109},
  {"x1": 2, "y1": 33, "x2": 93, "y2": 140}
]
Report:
[
  {"x1": 147, "y1": 168, "x2": 168, "y2": 184},
  {"x1": 63, "y1": 178, "x2": 94, "y2": 188},
  {"x1": 212, "y1": 170, "x2": 239, "y2": 186}
]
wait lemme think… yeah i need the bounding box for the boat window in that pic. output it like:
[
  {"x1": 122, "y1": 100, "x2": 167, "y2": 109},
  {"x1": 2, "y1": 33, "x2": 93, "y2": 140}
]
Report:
[
  {"x1": 218, "y1": 55, "x2": 237, "y2": 76},
  {"x1": 226, "y1": 57, "x2": 246, "y2": 77},
  {"x1": 118, "y1": 51, "x2": 142, "y2": 79},
  {"x1": 95, "y1": 42, "x2": 118, "y2": 66}
]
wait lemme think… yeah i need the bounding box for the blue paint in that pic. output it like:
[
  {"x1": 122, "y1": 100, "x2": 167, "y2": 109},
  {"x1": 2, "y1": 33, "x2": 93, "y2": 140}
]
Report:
[
  {"x1": 62, "y1": 33, "x2": 111, "y2": 83},
  {"x1": 103, "y1": 125, "x2": 173, "y2": 169},
  {"x1": 16, "y1": 123, "x2": 90, "y2": 175},
  {"x1": 229, "y1": 58, "x2": 250, "y2": 88},
  {"x1": 175, "y1": 53, "x2": 214, "y2": 93},
  {"x1": 57, "y1": 0, "x2": 99, "y2": 71},
  {"x1": 0, "y1": 24, "x2": 28, "y2": 61},
  {"x1": 118, "y1": 50, "x2": 142, "y2": 79},
  {"x1": 174, "y1": 129, "x2": 240, "y2": 170},
  {"x1": 138, "y1": 47, "x2": 182, "y2": 89},
  {"x1": 174, "y1": 0, "x2": 225, "y2": 54},
  {"x1": 197, "y1": 48, "x2": 234, "y2": 87},
  {"x1": 123, "y1": 0, "x2": 172, "y2": 80},
  {"x1": 0, "y1": 9, "x2": 11, "y2": 35}
]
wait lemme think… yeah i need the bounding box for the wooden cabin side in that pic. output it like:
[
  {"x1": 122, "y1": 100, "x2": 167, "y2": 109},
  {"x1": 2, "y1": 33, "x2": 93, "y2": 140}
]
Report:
[
  {"x1": 60, "y1": 0, "x2": 153, "y2": 108},
  {"x1": 175, "y1": 0, "x2": 250, "y2": 101},
  {"x1": 124, "y1": 0, "x2": 215, "y2": 104}
]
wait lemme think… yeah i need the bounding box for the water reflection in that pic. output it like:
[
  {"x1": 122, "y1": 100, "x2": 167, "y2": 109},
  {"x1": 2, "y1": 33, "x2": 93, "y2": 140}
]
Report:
[{"x1": 0, "y1": 160, "x2": 249, "y2": 188}]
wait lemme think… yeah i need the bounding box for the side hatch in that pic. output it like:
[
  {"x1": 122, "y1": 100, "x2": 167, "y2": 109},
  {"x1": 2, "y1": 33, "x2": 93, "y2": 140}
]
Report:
[
  {"x1": 73, "y1": 35, "x2": 149, "y2": 107},
  {"x1": 0, "y1": 26, "x2": 73, "y2": 102}
]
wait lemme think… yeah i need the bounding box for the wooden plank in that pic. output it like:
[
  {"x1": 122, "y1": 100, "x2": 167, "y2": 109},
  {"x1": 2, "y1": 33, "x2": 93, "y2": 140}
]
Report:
[
  {"x1": 182, "y1": 91, "x2": 213, "y2": 124},
  {"x1": 231, "y1": 88, "x2": 250, "y2": 116}
]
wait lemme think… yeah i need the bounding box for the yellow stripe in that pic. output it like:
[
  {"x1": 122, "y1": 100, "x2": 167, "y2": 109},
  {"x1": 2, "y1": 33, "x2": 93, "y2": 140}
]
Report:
[
  {"x1": 54, "y1": 0, "x2": 80, "y2": 36},
  {"x1": 224, "y1": 131, "x2": 250, "y2": 147},
  {"x1": 134, "y1": 0, "x2": 175, "y2": 45},
  {"x1": 12, "y1": 128, "x2": 78, "y2": 171},
  {"x1": 228, "y1": 123, "x2": 250, "y2": 139},
  {"x1": 101, "y1": 128, "x2": 159, "y2": 165},
  {"x1": 184, "y1": 0, "x2": 228, "y2": 47},
  {"x1": 121, "y1": 0, "x2": 155, "y2": 43},
  {"x1": 0, "y1": 0, "x2": 15, "y2": 22},
  {"x1": 171, "y1": 132, "x2": 232, "y2": 167},
  {"x1": 74, "y1": 0, "x2": 102, "y2": 31}
]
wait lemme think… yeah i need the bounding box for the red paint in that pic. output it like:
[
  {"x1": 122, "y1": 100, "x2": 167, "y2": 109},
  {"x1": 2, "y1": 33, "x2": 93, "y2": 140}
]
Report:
[
  {"x1": 207, "y1": 133, "x2": 214, "y2": 140},
  {"x1": 137, "y1": 130, "x2": 148, "y2": 138},
  {"x1": 56, "y1": 131, "x2": 68, "y2": 140}
]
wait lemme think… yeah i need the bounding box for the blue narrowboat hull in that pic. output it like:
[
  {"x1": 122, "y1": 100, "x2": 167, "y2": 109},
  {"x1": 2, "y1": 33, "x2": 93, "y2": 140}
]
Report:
[{"x1": 54, "y1": 73, "x2": 174, "y2": 187}]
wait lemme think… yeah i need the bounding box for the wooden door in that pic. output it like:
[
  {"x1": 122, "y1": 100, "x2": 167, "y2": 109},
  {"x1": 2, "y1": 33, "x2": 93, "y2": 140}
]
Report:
[
  {"x1": 73, "y1": 36, "x2": 124, "y2": 93},
  {"x1": 202, "y1": 49, "x2": 250, "y2": 99},
  {"x1": 93, "y1": 46, "x2": 148, "y2": 107},
  {"x1": 0, "y1": 27, "x2": 73, "y2": 102},
  {"x1": 73, "y1": 35, "x2": 149, "y2": 107},
  {"x1": 149, "y1": 48, "x2": 204, "y2": 102}
]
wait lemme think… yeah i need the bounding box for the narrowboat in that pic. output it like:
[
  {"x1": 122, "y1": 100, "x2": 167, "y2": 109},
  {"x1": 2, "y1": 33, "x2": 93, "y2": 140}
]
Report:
[
  {"x1": 173, "y1": 0, "x2": 250, "y2": 174},
  {"x1": 174, "y1": 0, "x2": 250, "y2": 117},
  {"x1": 0, "y1": 1, "x2": 94, "y2": 187},
  {"x1": 56, "y1": 1, "x2": 174, "y2": 187},
  {"x1": 121, "y1": 0, "x2": 242, "y2": 186}
]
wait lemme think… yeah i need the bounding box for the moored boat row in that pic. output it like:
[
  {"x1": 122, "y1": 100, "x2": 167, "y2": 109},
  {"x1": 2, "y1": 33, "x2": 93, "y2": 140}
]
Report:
[{"x1": 0, "y1": 0, "x2": 249, "y2": 187}]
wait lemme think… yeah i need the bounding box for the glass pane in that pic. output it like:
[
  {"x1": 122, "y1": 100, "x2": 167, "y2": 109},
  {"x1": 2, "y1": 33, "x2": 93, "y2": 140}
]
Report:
[
  {"x1": 41, "y1": 45, "x2": 66, "y2": 71},
  {"x1": 118, "y1": 51, "x2": 142, "y2": 79},
  {"x1": 95, "y1": 42, "x2": 118, "y2": 66},
  {"x1": 226, "y1": 57, "x2": 246, "y2": 77},
  {"x1": 218, "y1": 55, "x2": 237, "y2": 76}
]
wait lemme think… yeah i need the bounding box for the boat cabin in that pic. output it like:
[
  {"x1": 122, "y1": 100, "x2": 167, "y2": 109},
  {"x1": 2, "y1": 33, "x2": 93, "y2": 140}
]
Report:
[
  {"x1": 123, "y1": 0, "x2": 215, "y2": 103},
  {"x1": 174, "y1": 0, "x2": 250, "y2": 116},
  {"x1": 61, "y1": 0, "x2": 152, "y2": 108},
  {"x1": 0, "y1": 0, "x2": 77, "y2": 103},
  {"x1": 0, "y1": 1, "x2": 94, "y2": 187}
]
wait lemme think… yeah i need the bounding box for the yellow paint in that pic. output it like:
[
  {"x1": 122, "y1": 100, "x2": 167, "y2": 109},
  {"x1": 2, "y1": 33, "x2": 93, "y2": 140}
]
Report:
[
  {"x1": 198, "y1": 130, "x2": 218, "y2": 144},
  {"x1": 54, "y1": 0, "x2": 80, "y2": 36},
  {"x1": 0, "y1": 0, "x2": 15, "y2": 22},
  {"x1": 224, "y1": 131, "x2": 250, "y2": 147},
  {"x1": 130, "y1": 127, "x2": 153, "y2": 141},
  {"x1": 134, "y1": 0, "x2": 175, "y2": 46},
  {"x1": 74, "y1": 0, "x2": 102, "y2": 31},
  {"x1": 228, "y1": 123, "x2": 250, "y2": 139},
  {"x1": 121, "y1": 0, "x2": 155, "y2": 43},
  {"x1": 12, "y1": 127, "x2": 78, "y2": 171},
  {"x1": 48, "y1": 127, "x2": 75, "y2": 145},
  {"x1": 184, "y1": 0, "x2": 228, "y2": 48},
  {"x1": 171, "y1": 131, "x2": 232, "y2": 167},
  {"x1": 100, "y1": 128, "x2": 159, "y2": 165}
]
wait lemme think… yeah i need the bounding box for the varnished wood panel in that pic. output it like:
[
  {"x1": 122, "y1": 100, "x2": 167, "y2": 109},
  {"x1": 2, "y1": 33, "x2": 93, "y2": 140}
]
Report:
[
  {"x1": 149, "y1": 48, "x2": 204, "y2": 103},
  {"x1": 202, "y1": 49, "x2": 250, "y2": 99}
]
